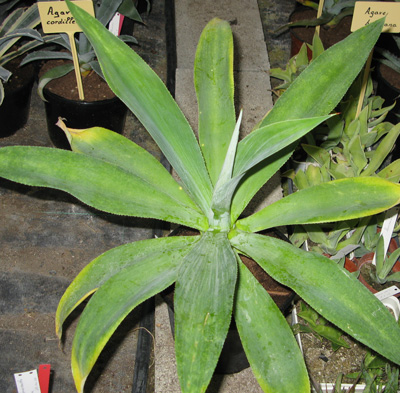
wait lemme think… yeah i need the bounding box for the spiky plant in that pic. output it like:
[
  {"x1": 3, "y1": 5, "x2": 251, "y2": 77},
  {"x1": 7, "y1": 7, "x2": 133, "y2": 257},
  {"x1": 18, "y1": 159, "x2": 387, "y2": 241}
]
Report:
[{"x1": 0, "y1": 6, "x2": 399, "y2": 393}]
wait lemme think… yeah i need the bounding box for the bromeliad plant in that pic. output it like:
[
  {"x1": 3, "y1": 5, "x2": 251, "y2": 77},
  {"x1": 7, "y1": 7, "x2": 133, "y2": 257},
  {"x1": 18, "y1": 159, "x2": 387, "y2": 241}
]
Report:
[{"x1": 1, "y1": 4, "x2": 400, "y2": 393}]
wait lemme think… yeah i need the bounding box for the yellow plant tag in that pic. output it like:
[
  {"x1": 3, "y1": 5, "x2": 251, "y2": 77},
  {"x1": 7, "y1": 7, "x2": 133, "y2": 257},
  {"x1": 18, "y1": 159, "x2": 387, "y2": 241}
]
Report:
[
  {"x1": 38, "y1": 1, "x2": 94, "y2": 34},
  {"x1": 351, "y1": 1, "x2": 400, "y2": 33}
]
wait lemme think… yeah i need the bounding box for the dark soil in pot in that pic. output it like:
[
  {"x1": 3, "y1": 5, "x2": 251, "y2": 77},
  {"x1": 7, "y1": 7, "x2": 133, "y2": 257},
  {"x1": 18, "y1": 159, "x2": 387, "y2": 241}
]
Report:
[
  {"x1": 294, "y1": 301, "x2": 368, "y2": 386},
  {"x1": 358, "y1": 253, "x2": 400, "y2": 294},
  {"x1": 161, "y1": 226, "x2": 295, "y2": 375},
  {"x1": 0, "y1": 58, "x2": 35, "y2": 137},
  {"x1": 39, "y1": 59, "x2": 128, "y2": 149},
  {"x1": 289, "y1": 8, "x2": 352, "y2": 57}
]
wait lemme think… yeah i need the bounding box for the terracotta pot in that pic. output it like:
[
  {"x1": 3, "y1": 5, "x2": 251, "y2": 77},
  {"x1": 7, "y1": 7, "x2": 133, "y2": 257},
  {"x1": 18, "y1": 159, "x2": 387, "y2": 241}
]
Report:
[
  {"x1": 161, "y1": 226, "x2": 295, "y2": 374},
  {"x1": 42, "y1": 87, "x2": 128, "y2": 149},
  {"x1": 0, "y1": 62, "x2": 35, "y2": 137},
  {"x1": 343, "y1": 257, "x2": 358, "y2": 273},
  {"x1": 355, "y1": 243, "x2": 400, "y2": 294}
]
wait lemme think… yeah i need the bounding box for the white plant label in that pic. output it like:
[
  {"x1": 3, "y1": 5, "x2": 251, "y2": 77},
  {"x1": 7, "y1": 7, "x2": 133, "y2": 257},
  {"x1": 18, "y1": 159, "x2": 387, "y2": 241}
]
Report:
[
  {"x1": 375, "y1": 285, "x2": 400, "y2": 301},
  {"x1": 14, "y1": 369, "x2": 41, "y2": 393},
  {"x1": 373, "y1": 207, "x2": 398, "y2": 265}
]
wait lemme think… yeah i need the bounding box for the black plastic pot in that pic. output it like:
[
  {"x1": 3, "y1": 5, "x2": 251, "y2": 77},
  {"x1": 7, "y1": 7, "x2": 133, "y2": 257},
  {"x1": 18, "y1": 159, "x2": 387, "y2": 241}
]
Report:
[
  {"x1": 0, "y1": 64, "x2": 35, "y2": 137},
  {"x1": 43, "y1": 88, "x2": 128, "y2": 149},
  {"x1": 162, "y1": 226, "x2": 295, "y2": 375}
]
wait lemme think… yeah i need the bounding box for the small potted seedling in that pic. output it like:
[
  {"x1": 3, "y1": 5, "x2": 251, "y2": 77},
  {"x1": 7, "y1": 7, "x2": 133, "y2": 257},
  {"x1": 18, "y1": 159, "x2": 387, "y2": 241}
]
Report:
[{"x1": 20, "y1": 0, "x2": 143, "y2": 148}]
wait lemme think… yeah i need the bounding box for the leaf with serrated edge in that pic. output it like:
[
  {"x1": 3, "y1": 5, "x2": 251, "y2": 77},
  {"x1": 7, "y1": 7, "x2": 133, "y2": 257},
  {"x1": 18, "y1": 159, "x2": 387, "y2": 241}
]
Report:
[
  {"x1": 234, "y1": 255, "x2": 310, "y2": 393},
  {"x1": 59, "y1": 122, "x2": 203, "y2": 215},
  {"x1": 231, "y1": 232, "x2": 400, "y2": 366},
  {"x1": 231, "y1": 19, "x2": 384, "y2": 220},
  {"x1": 237, "y1": 177, "x2": 400, "y2": 233},
  {"x1": 66, "y1": 0, "x2": 213, "y2": 216},
  {"x1": 233, "y1": 115, "x2": 332, "y2": 176},
  {"x1": 56, "y1": 236, "x2": 199, "y2": 338},
  {"x1": 0, "y1": 146, "x2": 208, "y2": 230},
  {"x1": 71, "y1": 240, "x2": 196, "y2": 392}
]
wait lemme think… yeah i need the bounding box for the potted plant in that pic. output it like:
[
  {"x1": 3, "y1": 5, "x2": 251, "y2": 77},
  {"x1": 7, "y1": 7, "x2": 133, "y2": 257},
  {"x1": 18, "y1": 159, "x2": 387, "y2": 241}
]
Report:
[
  {"x1": 272, "y1": 37, "x2": 400, "y2": 258},
  {"x1": 293, "y1": 305, "x2": 400, "y2": 393},
  {"x1": 20, "y1": 0, "x2": 143, "y2": 149},
  {"x1": 0, "y1": 5, "x2": 399, "y2": 393},
  {"x1": 0, "y1": 2, "x2": 46, "y2": 136},
  {"x1": 285, "y1": 0, "x2": 356, "y2": 56},
  {"x1": 356, "y1": 222, "x2": 400, "y2": 293},
  {"x1": 270, "y1": 32, "x2": 324, "y2": 97}
]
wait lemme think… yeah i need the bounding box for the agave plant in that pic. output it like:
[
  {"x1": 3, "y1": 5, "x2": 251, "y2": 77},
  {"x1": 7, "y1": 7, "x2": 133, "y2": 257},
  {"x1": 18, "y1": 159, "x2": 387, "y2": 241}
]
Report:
[
  {"x1": 0, "y1": 2, "x2": 44, "y2": 104},
  {"x1": 375, "y1": 34, "x2": 400, "y2": 74},
  {"x1": 0, "y1": 4, "x2": 399, "y2": 393}
]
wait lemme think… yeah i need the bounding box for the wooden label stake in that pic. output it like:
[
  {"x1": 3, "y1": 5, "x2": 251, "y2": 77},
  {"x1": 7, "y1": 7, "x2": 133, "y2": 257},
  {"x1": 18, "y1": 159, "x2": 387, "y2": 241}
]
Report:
[{"x1": 316, "y1": 0, "x2": 325, "y2": 36}]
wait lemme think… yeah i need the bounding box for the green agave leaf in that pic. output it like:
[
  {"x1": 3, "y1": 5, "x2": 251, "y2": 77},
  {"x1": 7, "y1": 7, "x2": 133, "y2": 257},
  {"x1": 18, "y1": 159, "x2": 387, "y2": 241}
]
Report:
[
  {"x1": 237, "y1": 177, "x2": 400, "y2": 233},
  {"x1": 362, "y1": 123, "x2": 400, "y2": 177},
  {"x1": 305, "y1": 164, "x2": 323, "y2": 187},
  {"x1": 66, "y1": 0, "x2": 213, "y2": 216},
  {"x1": 0, "y1": 80, "x2": 4, "y2": 105},
  {"x1": 95, "y1": 0, "x2": 124, "y2": 26},
  {"x1": 0, "y1": 146, "x2": 208, "y2": 230},
  {"x1": 0, "y1": 65, "x2": 10, "y2": 82},
  {"x1": 7, "y1": 2, "x2": 40, "y2": 30},
  {"x1": 56, "y1": 235, "x2": 199, "y2": 338},
  {"x1": 175, "y1": 231, "x2": 237, "y2": 393},
  {"x1": 0, "y1": 38, "x2": 46, "y2": 67},
  {"x1": 231, "y1": 19, "x2": 384, "y2": 220},
  {"x1": 21, "y1": 50, "x2": 73, "y2": 64},
  {"x1": 210, "y1": 111, "x2": 242, "y2": 223},
  {"x1": 194, "y1": 17, "x2": 236, "y2": 185},
  {"x1": 59, "y1": 123, "x2": 203, "y2": 215},
  {"x1": 118, "y1": 0, "x2": 143, "y2": 23},
  {"x1": 0, "y1": 8, "x2": 24, "y2": 35},
  {"x1": 233, "y1": 115, "x2": 332, "y2": 176},
  {"x1": 302, "y1": 144, "x2": 331, "y2": 167},
  {"x1": 348, "y1": 134, "x2": 367, "y2": 175},
  {"x1": 0, "y1": 4, "x2": 41, "y2": 58},
  {"x1": 230, "y1": 147, "x2": 292, "y2": 223},
  {"x1": 71, "y1": 239, "x2": 191, "y2": 393},
  {"x1": 234, "y1": 255, "x2": 310, "y2": 393},
  {"x1": 230, "y1": 115, "x2": 332, "y2": 224},
  {"x1": 293, "y1": 166, "x2": 310, "y2": 190},
  {"x1": 230, "y1": 232, "x2": 400, "y2": 366},
  {"x1": 378, "y1": 159, "x2": 400, "y2": 183},
  {"x1": 262, "y1": 19, "x2": 384, "y2": 127}
]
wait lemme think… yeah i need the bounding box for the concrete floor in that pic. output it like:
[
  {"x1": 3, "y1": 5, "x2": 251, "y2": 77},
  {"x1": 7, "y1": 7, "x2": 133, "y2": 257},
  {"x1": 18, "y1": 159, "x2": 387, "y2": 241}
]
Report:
[{"x1": 0, "y1": 0, "x2": 295, "y2": 392}]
